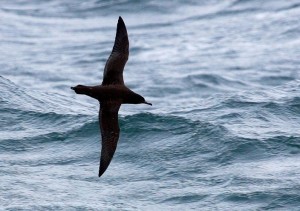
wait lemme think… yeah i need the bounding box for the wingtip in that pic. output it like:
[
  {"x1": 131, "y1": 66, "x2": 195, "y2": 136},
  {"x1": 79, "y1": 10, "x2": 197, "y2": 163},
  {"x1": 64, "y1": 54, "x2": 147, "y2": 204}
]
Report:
[
  {"x1": 98, "y1": 160, "x2": 110, "y2": 178},
  {"x1": 117, "y1": 16, "x2": 125, "y2": 28},
  {"x1": 98, "y1": 168, "x2": 105, "y2": 178}
]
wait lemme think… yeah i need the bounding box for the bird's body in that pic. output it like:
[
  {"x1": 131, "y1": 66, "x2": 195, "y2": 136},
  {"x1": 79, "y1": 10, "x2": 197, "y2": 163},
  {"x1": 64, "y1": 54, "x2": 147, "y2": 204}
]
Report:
[
  {"x1": 72, "y1": 84, "x2": 147, "y2": 104},
  {"x1": 71, "y1": 17, "x2": 151, "y2": 177}
]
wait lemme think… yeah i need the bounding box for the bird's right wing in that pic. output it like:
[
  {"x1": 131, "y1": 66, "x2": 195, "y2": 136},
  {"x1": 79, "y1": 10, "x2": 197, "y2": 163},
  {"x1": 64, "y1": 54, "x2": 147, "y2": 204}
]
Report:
[
  {"x1": 98, "y1": 101, "x2": 121, "y2": 177},
  {"x1": 102, "y1": 16, "x2": 129, "y2": 86}
]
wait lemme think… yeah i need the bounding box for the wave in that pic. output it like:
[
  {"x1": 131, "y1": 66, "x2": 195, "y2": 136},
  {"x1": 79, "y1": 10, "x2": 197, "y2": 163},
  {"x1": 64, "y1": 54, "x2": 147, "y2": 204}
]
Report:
[
  {"x1": 184, "y1": 73, "x2": 247, "y2": 91},
  {"x1": 0, "y1": 0, "x2": 181, "y2": 18},
  {"x1": 2, "y1": 0, "x2": 299, "y2": 20}
]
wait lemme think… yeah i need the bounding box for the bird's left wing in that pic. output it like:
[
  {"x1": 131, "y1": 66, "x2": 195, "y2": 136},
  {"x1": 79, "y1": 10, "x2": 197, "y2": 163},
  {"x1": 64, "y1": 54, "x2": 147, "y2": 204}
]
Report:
[
  {"x1": 102, "y1": 16, "x2": 129, "y2": 86},
  {"x1": 98, "y1": 101, "x2": 121, "y2": 177}
]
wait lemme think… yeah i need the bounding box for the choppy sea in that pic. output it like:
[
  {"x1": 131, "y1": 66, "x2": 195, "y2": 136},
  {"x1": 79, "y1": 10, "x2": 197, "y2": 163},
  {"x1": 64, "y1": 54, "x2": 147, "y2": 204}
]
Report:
[{"x1": 1, "y1": 0, "x2": 300, "y2": 210}]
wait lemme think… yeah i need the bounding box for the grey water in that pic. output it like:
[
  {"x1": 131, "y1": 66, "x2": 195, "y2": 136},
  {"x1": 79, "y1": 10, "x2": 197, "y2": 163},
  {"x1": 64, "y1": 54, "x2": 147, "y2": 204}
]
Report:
[{"x1": 1, "y1": 0, "x2": 300, "y2": 210}]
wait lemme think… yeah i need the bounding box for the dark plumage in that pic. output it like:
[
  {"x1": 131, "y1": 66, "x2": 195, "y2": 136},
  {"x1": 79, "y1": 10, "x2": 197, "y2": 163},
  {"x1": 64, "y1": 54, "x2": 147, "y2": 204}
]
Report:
[{"x1": 71, "y1": 17, "x2": 151, "y2": 177}]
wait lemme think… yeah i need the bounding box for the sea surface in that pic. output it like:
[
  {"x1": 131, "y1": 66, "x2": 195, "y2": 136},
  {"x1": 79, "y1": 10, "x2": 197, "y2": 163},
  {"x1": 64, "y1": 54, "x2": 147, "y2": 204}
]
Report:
[{"x1": 1, "y1": 0, "x2": 300, "y2": 210}]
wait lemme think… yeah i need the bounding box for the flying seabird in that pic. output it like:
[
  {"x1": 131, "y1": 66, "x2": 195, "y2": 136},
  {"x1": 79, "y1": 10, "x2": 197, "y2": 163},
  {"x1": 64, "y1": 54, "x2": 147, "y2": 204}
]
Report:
[{"x1": 71, "y1": 17, "x2": 151, "y2": 177}]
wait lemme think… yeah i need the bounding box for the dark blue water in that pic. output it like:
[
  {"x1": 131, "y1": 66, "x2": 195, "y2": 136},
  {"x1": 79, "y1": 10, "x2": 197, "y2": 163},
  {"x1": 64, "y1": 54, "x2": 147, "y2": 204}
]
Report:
[{"x1": 1, "y1": 0, "x2": 300, "y2": 210}]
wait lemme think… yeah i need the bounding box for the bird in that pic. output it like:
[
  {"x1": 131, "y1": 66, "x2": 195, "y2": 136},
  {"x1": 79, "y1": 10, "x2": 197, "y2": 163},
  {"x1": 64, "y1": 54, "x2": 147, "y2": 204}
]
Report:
[{"x1": 71, "y1": 17, "x2": 151, "y2": 177}]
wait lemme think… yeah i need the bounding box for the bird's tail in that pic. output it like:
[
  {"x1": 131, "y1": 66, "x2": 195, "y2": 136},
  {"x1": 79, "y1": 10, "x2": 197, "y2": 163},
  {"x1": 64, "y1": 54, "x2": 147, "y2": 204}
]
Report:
[{"x1": 71, "y1": 85, "x2": 93, "y2": 95}]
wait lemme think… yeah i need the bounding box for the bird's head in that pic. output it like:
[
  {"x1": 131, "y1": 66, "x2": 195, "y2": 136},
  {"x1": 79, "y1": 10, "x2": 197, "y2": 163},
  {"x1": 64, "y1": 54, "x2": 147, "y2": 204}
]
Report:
[{"x1": 131, "y1": 93, "x2": 152, "y2": 106}]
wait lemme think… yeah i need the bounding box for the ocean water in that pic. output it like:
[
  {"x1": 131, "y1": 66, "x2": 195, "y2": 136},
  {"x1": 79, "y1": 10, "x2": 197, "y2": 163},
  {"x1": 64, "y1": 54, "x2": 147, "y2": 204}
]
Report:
[{"x1": 1, "y1": 0, "x2": 300, "y2": 210}]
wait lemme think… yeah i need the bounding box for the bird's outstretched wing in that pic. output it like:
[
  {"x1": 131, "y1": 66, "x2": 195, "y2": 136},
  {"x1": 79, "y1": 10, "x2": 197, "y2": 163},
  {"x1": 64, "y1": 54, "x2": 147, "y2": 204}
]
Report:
[
  {"x1": 98, "y1": 101, "x2": 121, "y2": 177},
  {"x1": 102, "y1": 16, "x2": 129, "y2": 86}
]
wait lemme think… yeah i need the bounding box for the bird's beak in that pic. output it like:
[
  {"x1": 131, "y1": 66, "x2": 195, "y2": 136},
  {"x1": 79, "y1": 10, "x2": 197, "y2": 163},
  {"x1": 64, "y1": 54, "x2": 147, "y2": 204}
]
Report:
[{"x1": 144, "y1": 101, "x2": 152, "y2": 106}]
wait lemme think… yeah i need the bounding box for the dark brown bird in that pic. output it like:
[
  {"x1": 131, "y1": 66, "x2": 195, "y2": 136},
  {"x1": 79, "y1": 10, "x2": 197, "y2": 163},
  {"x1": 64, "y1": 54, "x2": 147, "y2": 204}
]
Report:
[{"x1": 71, "y1": 17, "x2": 151, "y2": 177}]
